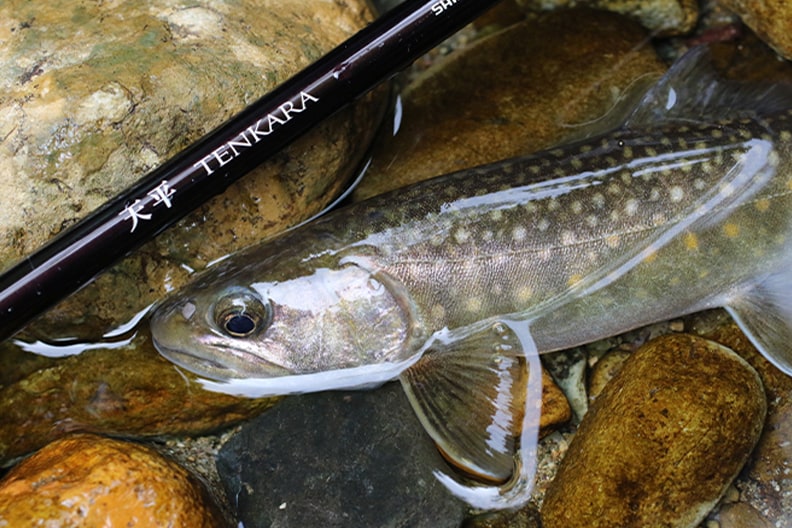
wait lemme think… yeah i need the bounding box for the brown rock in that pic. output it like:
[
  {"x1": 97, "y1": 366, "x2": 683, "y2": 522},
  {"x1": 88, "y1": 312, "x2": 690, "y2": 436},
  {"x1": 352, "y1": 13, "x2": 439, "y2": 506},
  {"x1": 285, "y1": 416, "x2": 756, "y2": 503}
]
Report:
[
  {"x1": 719, "y1": 0, "x2": 792, "y2": 60},
  {"x1": 587, "y1": 348, "x2": 631, "y2": 402},
  {"x1": 541, "y1": 334, "x2": 766, "y2": 528},
  {"x1": 540, "y1": 368, "x2": 572, "y2": 434},
  {"x1": 702, "y1": 321, "x2": 792, "y2": 525},
  {"x1": 515, "y1": 0, "x2": 698, "y2": 34},
  {"x1": 353, "y1": 9, "x2": 665, "y2": 199},
  {"x1": 712, "y1": 502, "x2": 775, "y2": 528},
  {"x1": 0, "y1": 331, "x2": 275, "y2": 464},
  {"x1": 0, "y1": 433, "x2": 226, "y2": 527},
  {"x1": 0, "y1": 0, "x2": 383, "y2": 341}
]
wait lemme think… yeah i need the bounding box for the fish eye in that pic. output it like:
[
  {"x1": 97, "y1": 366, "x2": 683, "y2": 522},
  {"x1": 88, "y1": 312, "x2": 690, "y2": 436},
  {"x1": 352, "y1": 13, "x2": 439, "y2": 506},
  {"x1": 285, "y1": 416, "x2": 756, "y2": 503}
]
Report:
[{"x1": 213, "y1": 290, "x2": 271, "y2": 338}]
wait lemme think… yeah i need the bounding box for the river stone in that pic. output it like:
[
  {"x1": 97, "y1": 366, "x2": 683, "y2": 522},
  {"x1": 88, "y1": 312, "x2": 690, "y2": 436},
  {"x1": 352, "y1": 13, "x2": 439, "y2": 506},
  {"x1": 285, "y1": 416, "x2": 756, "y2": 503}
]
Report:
[
  {"x1": 0, "y1": 330, "x2": 276, "y2": 465},
  {"x1": 587, "y1": 348, "x2": 631, "y2": 403},
  {"x1": 216, "y1": 382, "x2": 467, "y2": 528},
  {"x1": 541, "y1": 333, "x2": 766, "y2": 528},
  {"x1": 515, "y1": 0, "x2": 698, "y2": 34},
  {"x1": 0, "y1": 0, "x2": 383, "y2": 340},
  {"x1": 701, "y1": 321, "x2": 792, "y2": 526},
  {"x1": 353, "y1": 8, "x2": 665, "y2": 199},
  {"x1": 719, "y1": 0, "x2": 792, "y2": 60},
  {"x1": 0, "y1": 433, "x2": 226, "y2": 527}
]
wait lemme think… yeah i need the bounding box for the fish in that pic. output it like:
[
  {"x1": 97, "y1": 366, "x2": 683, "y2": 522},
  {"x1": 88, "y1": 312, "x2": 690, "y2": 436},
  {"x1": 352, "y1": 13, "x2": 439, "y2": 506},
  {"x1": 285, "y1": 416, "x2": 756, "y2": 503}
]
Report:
[{"x1": 149, "y1": 47, "x2": 792, "y2": 509}]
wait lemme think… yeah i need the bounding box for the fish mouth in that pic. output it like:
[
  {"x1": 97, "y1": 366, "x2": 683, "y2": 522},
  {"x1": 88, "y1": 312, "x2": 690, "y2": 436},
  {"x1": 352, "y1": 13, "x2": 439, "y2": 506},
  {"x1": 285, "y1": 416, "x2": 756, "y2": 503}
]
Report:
[
  {"x1": 152, "y1": 339, "x2": 242, "y2": 381},
  {"x1": 151, "y1": 330, "x2": 293, "y2": 381}
]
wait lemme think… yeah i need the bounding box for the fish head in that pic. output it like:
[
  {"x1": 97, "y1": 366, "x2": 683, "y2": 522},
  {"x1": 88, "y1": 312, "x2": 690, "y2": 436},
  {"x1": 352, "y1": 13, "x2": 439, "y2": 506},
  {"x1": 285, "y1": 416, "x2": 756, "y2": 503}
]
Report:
[{"x1": 150, "y1": 248, "x2": 423, "y2": 383}]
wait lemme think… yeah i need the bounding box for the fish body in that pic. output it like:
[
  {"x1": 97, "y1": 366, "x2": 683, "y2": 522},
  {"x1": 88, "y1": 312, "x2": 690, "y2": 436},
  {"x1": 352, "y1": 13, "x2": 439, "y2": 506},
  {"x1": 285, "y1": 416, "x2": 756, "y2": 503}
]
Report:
[{"x1": 150, "y1": 49, "x2": 792, "y2": 509}]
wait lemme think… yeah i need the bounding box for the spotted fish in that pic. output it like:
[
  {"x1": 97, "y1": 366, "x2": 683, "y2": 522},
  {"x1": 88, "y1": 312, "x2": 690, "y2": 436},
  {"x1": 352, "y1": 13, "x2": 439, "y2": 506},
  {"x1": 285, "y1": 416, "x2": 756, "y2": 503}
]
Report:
[{"x1": 150, "y1": 48, "x2": 792, "y2": 509}]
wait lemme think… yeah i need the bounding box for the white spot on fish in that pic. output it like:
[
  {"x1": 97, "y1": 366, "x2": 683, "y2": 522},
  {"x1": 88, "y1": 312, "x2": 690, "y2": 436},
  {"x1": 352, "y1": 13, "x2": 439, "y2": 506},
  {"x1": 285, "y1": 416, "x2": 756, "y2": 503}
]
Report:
[
  {"x1": 669, "y1": 186, "x2": 684, "y2": 202},
  {"x1": 625, "y1": 199, "x2": 638, "y2": 216},
  {"x1": 454, "y1": 228, "x2": 470, "y2": 244},
  {"x1": 649, "y1": 188, "x2": 661, "y2": 201},
  {"x1": 465, "y1": 297, "x2": 483, "y2": 313},
  {"x1": 537, "y1": 218, "x2": 550, "y2": 232},
  {"x1": 513, "y1": 225, "x2": 527, "y2": 242}
]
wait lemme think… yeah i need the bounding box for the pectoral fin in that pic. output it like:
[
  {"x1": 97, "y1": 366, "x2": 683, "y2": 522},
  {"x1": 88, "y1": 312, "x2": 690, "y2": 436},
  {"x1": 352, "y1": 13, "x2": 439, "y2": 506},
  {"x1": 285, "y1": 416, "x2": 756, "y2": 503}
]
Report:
[
  {"x1": 726, "y1": 269, "x2": 792, "y2": 375},
  {"x1": 400, "y1": 319, "x2": 542, "y2": 509}
]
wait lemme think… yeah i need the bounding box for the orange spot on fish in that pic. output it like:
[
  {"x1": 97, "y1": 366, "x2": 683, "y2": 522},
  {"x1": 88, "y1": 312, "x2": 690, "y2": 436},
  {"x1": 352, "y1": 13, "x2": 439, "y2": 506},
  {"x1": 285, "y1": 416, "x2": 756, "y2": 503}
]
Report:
[
  {"x1": 723, "y1": 223, "x2": 740, "y2": 238},
  {"x1": 684, "y1": 232, "x2": 699, "y2": 251}
]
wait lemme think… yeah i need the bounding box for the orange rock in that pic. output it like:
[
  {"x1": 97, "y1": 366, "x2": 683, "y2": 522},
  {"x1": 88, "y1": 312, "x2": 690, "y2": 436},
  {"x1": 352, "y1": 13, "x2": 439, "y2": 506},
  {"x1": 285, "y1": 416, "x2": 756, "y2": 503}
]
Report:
[{"x1": 0, "y1": 434, "x2": 225, "y2": 527}]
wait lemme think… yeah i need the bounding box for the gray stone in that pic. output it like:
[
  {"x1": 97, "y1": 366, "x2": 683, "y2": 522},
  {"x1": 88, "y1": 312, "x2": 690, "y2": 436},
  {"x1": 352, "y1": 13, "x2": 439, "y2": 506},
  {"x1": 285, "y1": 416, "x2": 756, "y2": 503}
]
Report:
[{"x1": 216, "y1": 382, "x2": 467, "y2": 528}]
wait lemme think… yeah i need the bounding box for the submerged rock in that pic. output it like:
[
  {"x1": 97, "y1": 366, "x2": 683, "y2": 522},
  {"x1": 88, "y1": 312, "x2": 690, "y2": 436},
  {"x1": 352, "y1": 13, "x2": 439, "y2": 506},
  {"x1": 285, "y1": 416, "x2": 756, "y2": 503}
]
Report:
[
  {"x1": 216, "y1": 383, "x2": 467, "y2": 528},
  {"x1": 541, "y1": 334, "x2": 766, "y2": 528},
  {"x1": 216, "y1": 372, "x2": 568, "y2": 527},
  {"x1": 354, "y1": 8, "x2": 665, "y2": 199},
  {"x1": 0, "y1": 0, "x2": 383, "y2": 340},
  {"x1": 719, "y1": 0, "x2": 792, "y2": 60},
  {"x1": 515, "y1": 0, "x2": 698, "y2": 34},
  {"x1": 701, "y1": 321, "x2": 792, "y2": 526},
  {"x1": 0, "y1": 331, "x2": 275, "y2": 464},
  {"x1": 0, "y1": 433, "x2": 226, "y2": 527}
]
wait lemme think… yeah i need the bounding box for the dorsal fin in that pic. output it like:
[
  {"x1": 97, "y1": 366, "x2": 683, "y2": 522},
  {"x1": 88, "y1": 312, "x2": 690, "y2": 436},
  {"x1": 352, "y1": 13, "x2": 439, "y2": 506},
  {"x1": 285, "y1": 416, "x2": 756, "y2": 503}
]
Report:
[{"x1": 626, "y1": 46, "x2": 792, "y2": 128}]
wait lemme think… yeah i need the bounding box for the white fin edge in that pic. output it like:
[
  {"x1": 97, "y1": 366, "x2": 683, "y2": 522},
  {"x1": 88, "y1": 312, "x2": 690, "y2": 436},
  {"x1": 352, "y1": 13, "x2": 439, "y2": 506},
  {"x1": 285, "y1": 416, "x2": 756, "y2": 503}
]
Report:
[{"x1": 431, "y1": 319, "x2": 542, "y2": 510}]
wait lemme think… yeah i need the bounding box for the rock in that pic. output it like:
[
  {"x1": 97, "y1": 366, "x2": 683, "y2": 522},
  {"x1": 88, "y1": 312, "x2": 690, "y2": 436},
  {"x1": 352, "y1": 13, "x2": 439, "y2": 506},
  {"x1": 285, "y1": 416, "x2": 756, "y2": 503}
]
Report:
[
  {"x1": 542, "y1": 347, "x2": 588, "y2": 422},
  {"x1": 541, "y1": 334, "x2": 766, "y2": 528},
  {"x1": 719, "y1": 0, "x2": 792, "y2": 60},
  {"x1": 0, "y1": 330, "x2": 276, "y2": 465},
  {"x1": 539, "y1": 368, "x2": 572, "y2": 434},
  {"x1": 0, "y1": 0, "x2": 383, "y2": 340},
  {"x1": 515, "y1": 0, "x2": 698, "y2": 34},
  {"x1": 587, "y1": 348, "x2": 631, "y2": 402},
  {"x1": 353, "y1": 8, "x2": 665, "y2": 199},
  {"x1": 711, "y1": 502, "x2": 775, "y2": 528},
  {"x1": 216, "y1": 383, "x2": 467, "y2": 528},
  {"x1": 701, "y1": 321, "x2": 792, "y2": 526},
  {"x1": 0, "y1": 433, "x2": 226, "y2": 527}
]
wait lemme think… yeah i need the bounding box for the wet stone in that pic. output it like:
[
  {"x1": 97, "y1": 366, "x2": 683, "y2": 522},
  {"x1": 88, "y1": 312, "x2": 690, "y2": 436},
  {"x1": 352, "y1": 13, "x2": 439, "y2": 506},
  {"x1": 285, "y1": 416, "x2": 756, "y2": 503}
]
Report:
[
  {"x1": 541, "y1": 334, "x2": 766, "y2": 528},
  {"x1": 216, "y1": 383, "x2": 467, "y2": 528},
  {"x1": 719, "y1": 0, "x2": 792, "y2": 60},
  {"x1": 515, "y1": 0, "x2": 698, "y2": 34},
  {"x1": 0, "y1": 433, "x2": 226, "y2": 527},
  {"x1": 539, "y1": 368, "x2": 572, "y2": 434},
  {"x1": 353, "y1": 8, "x2": 665, "y2": 199},
  {"x1": 0, "y1": 331, "x2": 276, "y2": 464},
  {"x1": 587, "y1": 348, "x2": 631, "y2": 403},
  {"x1": 700, "y1": 320, "x2": 792, "y2": 526}
]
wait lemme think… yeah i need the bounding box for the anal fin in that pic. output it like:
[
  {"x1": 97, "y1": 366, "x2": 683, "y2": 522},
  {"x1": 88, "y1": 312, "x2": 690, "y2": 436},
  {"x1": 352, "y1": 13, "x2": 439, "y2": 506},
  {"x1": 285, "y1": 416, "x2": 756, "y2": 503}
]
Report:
[
  {"x1": 726, "y1": 268, "x2": 792, "y2": 375},
  {"x1": 399, "y1": 318, "x2": 542, "y2": 509}
]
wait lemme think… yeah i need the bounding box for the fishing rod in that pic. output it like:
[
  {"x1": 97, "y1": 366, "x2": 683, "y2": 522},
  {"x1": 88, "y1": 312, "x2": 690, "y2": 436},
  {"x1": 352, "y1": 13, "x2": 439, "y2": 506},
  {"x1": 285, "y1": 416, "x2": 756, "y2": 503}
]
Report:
[{"x1": 0, "y1": 0, "x2": 503, "y2": 341}]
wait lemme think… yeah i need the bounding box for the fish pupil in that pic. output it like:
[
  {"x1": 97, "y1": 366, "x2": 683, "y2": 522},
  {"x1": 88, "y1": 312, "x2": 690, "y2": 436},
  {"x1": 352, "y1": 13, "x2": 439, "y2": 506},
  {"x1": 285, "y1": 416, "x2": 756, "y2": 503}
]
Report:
[{"x1": 223, "y1": 312, "x2": 257, "y2": 337}]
